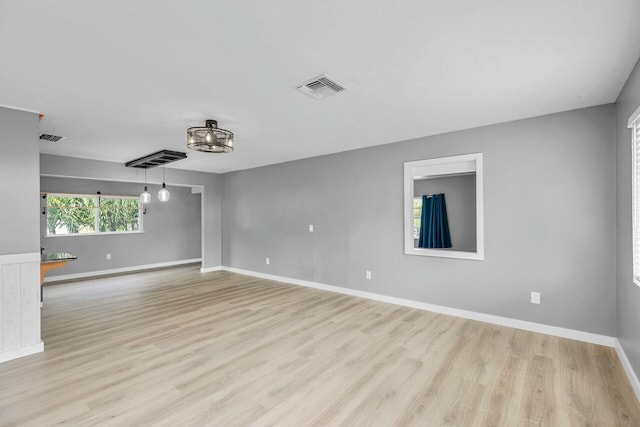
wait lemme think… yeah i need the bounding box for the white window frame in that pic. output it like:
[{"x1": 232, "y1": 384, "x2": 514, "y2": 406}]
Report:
[
  {"x1": 629, "y1": 105, "x2": 640, "y2": 286},
  {"x1": 44, "y1": 192, "x2": 144, "y2": 237}
]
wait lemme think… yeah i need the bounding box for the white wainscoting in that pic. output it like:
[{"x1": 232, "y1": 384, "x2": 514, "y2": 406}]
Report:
[{"x1": 0, "y1": 252, "x2": 43, "y2": 363}]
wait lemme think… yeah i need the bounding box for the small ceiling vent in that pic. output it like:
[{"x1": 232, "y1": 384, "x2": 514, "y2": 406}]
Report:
[
  {"x1": 297, "y1": 74, "x2": 346, "y2": 99},
  {"x1": 39, "y1": 133, "x2": 65, "y2": 142}
]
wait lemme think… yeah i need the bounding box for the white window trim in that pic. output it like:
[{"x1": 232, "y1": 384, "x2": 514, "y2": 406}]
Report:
[
  {"x1": 45, "y1": 231, "x2": 146, "y2": 238},
  {"x1": 44, "y1": 192, "x2": 144, "y2": 237},
  {"x1": 629, "y1": 106, "x2": 640, "y2": 286}
]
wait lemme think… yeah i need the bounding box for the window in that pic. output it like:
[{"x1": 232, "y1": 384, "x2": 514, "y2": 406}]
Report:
[
  {"x1": 45, "y1": 193, "x2": 142, "y2": 236},
  {"x1": 413, "y1": 197, "x2": 422, "y2": 239},
  {"x1": 630, "y1": 106, "x2": 640, "y2": 286}
]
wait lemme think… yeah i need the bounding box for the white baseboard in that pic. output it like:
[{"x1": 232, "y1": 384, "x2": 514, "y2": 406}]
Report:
[
  {"x1": 220, "y1": 266, "x2": 616, "y2": 348},
  {"x1": 0, "y1": 341, "x2": 44, "y2": 363},
  {"x1": 615, "y1": 339, "x2": 640, "y2": 401},
  {"x1": 200, "y1": 266, "x2": 223, "y2": 273},
  {"x1": 44, "y1": 258, "x2": 202, "y2": 283}
]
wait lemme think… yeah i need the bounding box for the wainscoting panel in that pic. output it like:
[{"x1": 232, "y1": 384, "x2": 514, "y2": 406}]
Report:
[
  {"x1": 0, "y1": 253, "x2": 43, "y2": 363},
  {"x1": 2, "y1": 263, "x2": 21, "y2": 351}
]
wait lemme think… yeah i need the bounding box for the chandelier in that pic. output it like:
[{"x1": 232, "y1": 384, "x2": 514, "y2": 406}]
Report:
[{"x1": 187, "y1": 119, "x2": 234, "y2": 153}]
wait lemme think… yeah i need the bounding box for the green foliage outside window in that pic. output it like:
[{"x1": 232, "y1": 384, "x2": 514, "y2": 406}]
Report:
[
  {"x1": 46, "y1": 194, "x2": 141, "y2": 235},
  {"x1": 47, "y1": 196, "x2": 95, "y2": 234},
  {"x1": 99, "y1": 198, "x2": 140, "y2": 232},
  {"x1": 413, "y1": 197, "x2": 422, "y2": 239}
]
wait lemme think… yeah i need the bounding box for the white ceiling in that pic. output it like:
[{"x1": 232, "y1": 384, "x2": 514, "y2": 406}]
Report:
[{"x1": 2, "y1": 1, "x2": 639, "y2": 173}]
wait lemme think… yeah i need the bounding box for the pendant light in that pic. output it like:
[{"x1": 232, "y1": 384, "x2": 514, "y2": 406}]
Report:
[
  {"x1": 140, "y1": 168, "x2": 151, "y2": 204},
  {"x1": 158, "y1": 166, "x2": 170, "y2": 202}
]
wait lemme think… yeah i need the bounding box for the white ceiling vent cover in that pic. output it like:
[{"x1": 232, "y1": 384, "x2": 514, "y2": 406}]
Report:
[
  {"x1": 39, "y1": 133, "x2": 66, "y2": 142},
  {"x1": 297, "y1": 74, "x2": 347, "y2": 99}
]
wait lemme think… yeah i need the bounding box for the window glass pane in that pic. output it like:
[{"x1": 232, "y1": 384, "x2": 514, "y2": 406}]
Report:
[
  {"x1": 99, "y1": 198, "x2": 140, "y2": 232},
  {"x1": 46, "y1": 196, "x2": 95, "y2": 235},
  {"x1": 46, "y1": 194, "x2": 142, "y2": 235},
  {"x1": 413, "y1": 197, "x2": 423, "y2": 240}
]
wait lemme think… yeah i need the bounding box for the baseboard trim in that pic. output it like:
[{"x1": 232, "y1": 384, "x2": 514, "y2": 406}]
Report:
[
  {"x1": 0, "y1": 252, "x2": 40, "y2": 264},
  {"x1": 44, "y1": 258, "x2": 202, "y2": 283},
  {"x1": 615, "y1": 339, "x2": 640, "y2": 401},
  {"x1": 220, "y1": 266, "x2": 616, "y2": 348},
  {"x1": 200, "y1": 266, "x2": 223, "y2": 273},
  {"x1": 0, "y1": 341, "x2": 44, "y2": 363}
]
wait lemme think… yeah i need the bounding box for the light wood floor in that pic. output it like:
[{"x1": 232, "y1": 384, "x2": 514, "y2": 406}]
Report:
[{"x1": 1, "y1": 266, "x2": 639, "y2": 426}]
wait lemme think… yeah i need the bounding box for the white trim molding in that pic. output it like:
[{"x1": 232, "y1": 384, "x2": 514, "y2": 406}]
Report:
[
  {"x1": 0, "y1": 104, "x2": 41, "y2": 115},
  {"x1": 219, "y1": 266, "x2": 616, "y2": 348},
  {"x1": 200, "y1": 266, "x2": 223, "y2": 273},
  {"x1": 628, "y1": 104, "x2": 640, "y2": 128},
  {"x1": 0, "y1": 252, "x2": 40, "y2": 264},
  {"x1": 615, "y1": 339, "x2": 640, "y2": 402},
  {"x1": 43, "y1": 258, "x2": 201, "y2": 283},
  {"x1": 0, "y1": 341, "x2": 44, "y2": 364}
]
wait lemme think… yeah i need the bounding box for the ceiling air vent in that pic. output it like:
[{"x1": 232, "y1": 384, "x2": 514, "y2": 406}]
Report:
[
  {"x1": 39, "y1": 133, "x2": 65, "y2": 142},
  {"x1": 297, "y1": 74, "x2": 347, "y2": 99}
]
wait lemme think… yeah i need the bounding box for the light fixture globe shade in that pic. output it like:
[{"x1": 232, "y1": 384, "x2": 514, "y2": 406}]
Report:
[
  {"x1": 158, "y1": 185, "x2": 170, "y2": 202},
  {"x1": 140, "y1": 187, "x2": 151, "y2": 204}
]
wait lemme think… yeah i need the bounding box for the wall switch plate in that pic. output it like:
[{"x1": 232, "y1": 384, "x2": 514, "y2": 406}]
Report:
[
  {"x1": 265, "y1": 257, "x2": 270, "y2": 265},
  {"x1": 531, "y1": 291, "x2": 541, "y2": 304},
  {"x1": 365, "y1": 271, "x2": 372, "y2": 280},
  {"x1": 106, "y1": 253, "x2": 111, "y2": 260},
  {"x1": 309, "y1": 224, "x2": 314, "y2": 233}
]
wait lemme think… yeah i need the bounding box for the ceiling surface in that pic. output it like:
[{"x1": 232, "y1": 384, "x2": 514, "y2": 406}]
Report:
[{"x1": 2, "y1": 1, "x2": 639, "y2": 173}]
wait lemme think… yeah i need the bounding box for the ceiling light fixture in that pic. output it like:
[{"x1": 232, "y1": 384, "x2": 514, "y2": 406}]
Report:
[
  {"x1": 125, "y1": 150, "x2": 187, "y2": 169},
  {"x1": 140, "y1": 168, "x2": 151, "y2": 204},
  {"x1": 187, "y1": 119, "x2": 234, "y2": 153},
  {"x1": 158, "y1": 166, "x2": 170, "y2": 202}
]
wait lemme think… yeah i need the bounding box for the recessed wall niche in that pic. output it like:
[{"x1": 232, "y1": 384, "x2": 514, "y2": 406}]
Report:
[{"x1": 404, "y1": 153, "x2": 484, "y2": 260}]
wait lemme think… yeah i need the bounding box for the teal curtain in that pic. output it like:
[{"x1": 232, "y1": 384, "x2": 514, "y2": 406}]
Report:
[{"x1": 418, "y1": 194, "x2": 452, "y2": 248}]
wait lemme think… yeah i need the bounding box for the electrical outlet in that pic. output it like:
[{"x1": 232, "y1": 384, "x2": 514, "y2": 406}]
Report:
[
  {"x1": 531, "y1": 291, "x2": 540, "y2": 304},
  {"x1": 309, "y1": 224, "x2": 314, "y2": 233},
  {"x1": 265, "y1": 257, "x2": 270, "y2": 265},
  {"x1": 365, "y1": 271, "x2": 372, "y2": 280},
  {"x1": 106, "y1": 253, "x2": 111, "y2": 260}
]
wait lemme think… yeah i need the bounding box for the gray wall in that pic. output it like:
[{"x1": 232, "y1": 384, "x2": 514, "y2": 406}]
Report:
[
  {"x1": 40, "y1": 154, "x2": 222, "y2": 269},
  {"x1": 40, "y1": 177, "x2": 201, "y2": 277},
  {"x1": 223, "y1": 104, "x2": 617, "y2": 335},
  {"x1": 0, "y1": 107, "x2": 40, "y2": 256},
  {"x1": 616, "y1": 58, "x2": 640, "y2": 377},
  {"x1": 414, "y1": 174, "x2": 476, "y2": 252}
]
